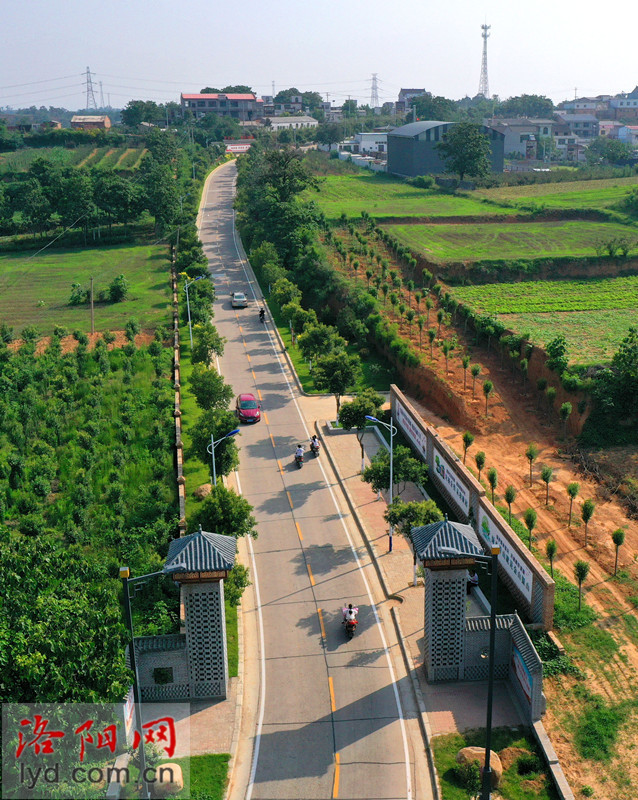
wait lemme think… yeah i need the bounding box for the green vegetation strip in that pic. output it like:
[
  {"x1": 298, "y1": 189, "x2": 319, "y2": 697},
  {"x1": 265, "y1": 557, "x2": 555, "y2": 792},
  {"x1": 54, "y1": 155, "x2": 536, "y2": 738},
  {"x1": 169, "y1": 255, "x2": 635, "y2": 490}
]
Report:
[
  {"x1": 0, "y1": 243, "x2": 170, "y2": 336},
  {"x1": 156, "y1": 753, "x2": 230, "y2": 800},
  {"x1": 432, "y1": 727, "x2": 558, "y2": 800},
  {"x1": 474, "y1": 175, "x2": 638, "y2": 208},
  {"x1": 386, "y1": 220, "x2": 638, "y2": 262},
  {"x1": 308, "y1": 172, "x2": 515, "y2": 220},
  {"x1": 452, "y1": 274, "x2": 638, "y2": 314}
]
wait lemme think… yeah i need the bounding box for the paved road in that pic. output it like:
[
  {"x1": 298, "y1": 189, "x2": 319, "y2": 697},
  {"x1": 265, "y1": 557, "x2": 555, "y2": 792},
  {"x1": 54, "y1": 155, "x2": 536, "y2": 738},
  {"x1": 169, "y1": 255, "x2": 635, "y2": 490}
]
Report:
[{"x1": 198, "y1": 161, "x2": 417, "y2": 800}]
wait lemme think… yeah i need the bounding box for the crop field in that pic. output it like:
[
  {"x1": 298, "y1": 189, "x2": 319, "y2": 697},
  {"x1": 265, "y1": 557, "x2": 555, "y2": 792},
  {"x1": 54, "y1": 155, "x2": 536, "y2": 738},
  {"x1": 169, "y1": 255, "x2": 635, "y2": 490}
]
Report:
[
  {"x1": 0, "y1": 243, "x2": 170, "y2": 335},
  {"x1": 309, "y1": 172, "x2": 516, "y2": 220},
  {"x1": 452, "y1": 274, "x2": 638, "y2": 314},
  {"x1": 473, "y1": 176, "x2": 638, "y2": 210},
  {"x1": 386, "y1": 219, "x2": 638, "y2": 262},
  {"x1": 0, "y1": 145, "x2": 146, "y2": 174},
  {"x1": 451, "y1": 276, "x2": 638, "y2": 363}
]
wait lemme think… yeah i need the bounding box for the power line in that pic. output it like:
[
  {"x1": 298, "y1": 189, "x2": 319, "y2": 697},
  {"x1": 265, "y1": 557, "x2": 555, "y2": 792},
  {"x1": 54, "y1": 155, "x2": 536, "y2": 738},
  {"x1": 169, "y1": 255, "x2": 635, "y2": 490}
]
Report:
[{"x1": 0, "y1": 74, "x2": 81, "y2": 90}]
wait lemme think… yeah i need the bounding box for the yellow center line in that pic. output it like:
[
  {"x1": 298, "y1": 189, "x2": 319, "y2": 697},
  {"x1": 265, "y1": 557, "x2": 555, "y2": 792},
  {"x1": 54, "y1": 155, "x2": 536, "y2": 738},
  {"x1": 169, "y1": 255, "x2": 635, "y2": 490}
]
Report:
[
  {"x1": 263, "y1": 412, "x2": 269, "y2": 425},
  {"x1": 307, "y1": 564, "x2": 315, "y2": 586},
  {"x1": 252, "y1": 370, "x2": 257, "y2": 381},
  {"x1": 328, "y1": 676, "x2": 336, "y2": 712},
  {"x1": 277, "y1": 459, "x2": 283, "y2": 474},
  {"x1": 296, "y1": 521, "x2": 303, "y2": 542},
  {"x1": 317, "y1": 608, "x2": 326, "y2": 640},
  {"x1": 243, "y1": 340, "x2": 247, "y2": 348},
  {"x1": 270, "y1": 433, "x2": 276, "y2": 448},
  {"x1": 286, "y1": 491, "x2": 293, "y2": 509},
  {"x1": 246, "y1": 353, "x2": 251, "y2": 362},
  {"x1": 332, "y1": 752, "x2": 340, "y2": 799},
  {"x1": 257, "y1": 389, "x2": 263, "y2": 401},
  {"x1": 239, "y1": 325, "x2": 243, "y2": 333}
]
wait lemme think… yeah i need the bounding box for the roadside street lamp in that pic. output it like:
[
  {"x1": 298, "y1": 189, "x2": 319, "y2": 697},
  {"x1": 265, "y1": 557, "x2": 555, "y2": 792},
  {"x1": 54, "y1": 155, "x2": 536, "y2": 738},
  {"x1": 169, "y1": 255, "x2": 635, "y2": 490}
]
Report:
[
  {"x1": 184, "y1": 276, "x2": 204, "y2": 351},
  {"x1": 206, "y1": 428, "x2": 240, "y2": 486},
  {"x1": 119, "y1": 564, "x2": 184, "y2": 800},
  {"x1": 440, "y1": 544, "x2": 501, "y2": 799},
  {"x1": 365, "y1": 414, "x2": 397, "y2": 552}
]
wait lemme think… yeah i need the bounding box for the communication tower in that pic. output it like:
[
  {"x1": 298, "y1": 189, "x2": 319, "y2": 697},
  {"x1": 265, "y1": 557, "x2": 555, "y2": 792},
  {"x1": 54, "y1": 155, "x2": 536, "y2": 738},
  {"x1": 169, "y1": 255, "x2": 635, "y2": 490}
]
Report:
[
  {"x1": 370, "y1": 73, "x2": 379, "y2": 108},
  {"x1": 478, "y1": 24, "x2": 491, "y2": 99}
]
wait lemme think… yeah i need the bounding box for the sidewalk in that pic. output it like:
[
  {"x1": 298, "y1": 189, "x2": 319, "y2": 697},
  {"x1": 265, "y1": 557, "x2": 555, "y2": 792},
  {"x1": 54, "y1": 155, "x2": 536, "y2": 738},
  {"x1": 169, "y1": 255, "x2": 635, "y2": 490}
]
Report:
[{"x1": 320, "y1": 422, "x2": 524, "y2": 738}]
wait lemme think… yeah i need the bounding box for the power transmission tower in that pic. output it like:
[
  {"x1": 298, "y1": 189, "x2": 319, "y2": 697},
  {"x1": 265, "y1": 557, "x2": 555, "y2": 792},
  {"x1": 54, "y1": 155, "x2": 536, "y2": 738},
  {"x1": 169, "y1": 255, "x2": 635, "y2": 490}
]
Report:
[
  {"x1": 370, "y1": 73, "x2": 379, "y2": 108},
  {"x1": 478, "y1": 24, "x2": 491, "y2": 98},
  {"x1": 99, "y1": 81, "x2": 104, "y2": 108},
  {"x1": 85, "y1": 66, "x2": 97, "y2": 110}
]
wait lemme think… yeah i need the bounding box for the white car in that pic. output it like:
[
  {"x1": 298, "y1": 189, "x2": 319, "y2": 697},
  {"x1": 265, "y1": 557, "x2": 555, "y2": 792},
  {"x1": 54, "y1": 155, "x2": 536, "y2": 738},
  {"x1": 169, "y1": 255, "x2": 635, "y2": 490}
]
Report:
[{"x1": 231, "y1": 291, "x2": 248, "y2": 309}]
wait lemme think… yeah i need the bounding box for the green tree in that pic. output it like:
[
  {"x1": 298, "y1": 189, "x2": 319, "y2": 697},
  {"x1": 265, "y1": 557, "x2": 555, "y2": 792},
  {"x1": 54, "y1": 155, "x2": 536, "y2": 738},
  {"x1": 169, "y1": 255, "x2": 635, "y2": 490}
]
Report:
[
  {"x1": 436, "y1": 122, "x2": 491, "y2": 182},
  {"x1": 523, "y1": 507, "x2": 537, "y2": 550},
  {"x1": 546, "y1": 334, "x2": 569, "y2": 374},
  {"x1": 313, "y1": 351, "x2": 362, "y2": 415},
  {"x1": 428, "y1": 328, "x2": 436, "y2": 357},
  {"x1": 271, "y1": 277, "x2": 302, "y2": 309},
  {"x1": 462, "y1": 431, "x2": 474, "y2": 464},
  {"x1": 536, "y1": 377, "x2": 547, "y2": 409},
  {"x1": 338, "y1": 388, "x2": 384, "y2": 472},
  {"x1": 141, "y1": 159, "x2": 178, "y2": 233},
  {"x1": 525, "y1": 443, "x2": 539, "y2": 487},
  {"x1": 362, "y1": 444, "x2": 428, "y2": 497},
  {"x1": 264, "y1": 148, "x2": 318, "y2": 204},
  {"x1": 191, "y1": 322, "x2": 226, "y2": 365},
  {"x1": 417, "y1": 315, "x2": 425, "y2": 347},
  {"x1": 474, "y1": 450, "x2": 486, "y2": 482},
  {"x1": 442, "y1": 340, "x2": 453, "y2": 371},
  {"x1": 189, "y1": 363, "x2": 234, "y2": 411},
  {"x1": 470, "y1": 364, "x2": 481, "y2": 398},
  {"x1": 581, "y1": 499, "x2": 596, "y2": 546},
  {"x1": 436, "y1": 308, "x2": 445, "y2": 334},
  {"x1": 567, "y1": 482, "x2": 580, "y2": 527},
  {"x1": 559, "y1": 402, "x2": 572, "y2": 438},
  {"x1": 461, "y1": 355, "x2": 470, "y2": 390},
  {"x1": 541, "y1": 465, "x2": 554, "y2": 505},
  {"x1": 411, "y1": 92, "x2": 456, "y2": 121},
  {"x1": 574, "y1": 560, "x2": 590, "y2": 610},
  {"x1": 187, "y1": 483, "x2": 257, "y2": 539},
  {"x1": 384, "y1": 497, "x2": 443, "y2": 582},
  {"x1": 546, "y1": 386, "x2": 557, "y2": 417},
  {"x1": 189, "y1": 407, "x2": 240, "y2": 479},
  {"x1": 482, "y1": 380, "x2": 493, "y2": 416},
  {"x1": 487, "y1": 467, "x2": 498, "y2": 504},
  {"x1": 611, "y1": 529, "x2": 625, "y2": 576},
  {"x1": 545, "y1": 539, "x2": 557, "y2": 577},
  {"x1": 498, "y1": 94, "x2": 554, "y2": 117},
  {"x1": 298, "y1": 323, "x2": 345, "y2": 363},
  {"x1": 504, "y1": 484, "x2": 517, "y2": 524}
]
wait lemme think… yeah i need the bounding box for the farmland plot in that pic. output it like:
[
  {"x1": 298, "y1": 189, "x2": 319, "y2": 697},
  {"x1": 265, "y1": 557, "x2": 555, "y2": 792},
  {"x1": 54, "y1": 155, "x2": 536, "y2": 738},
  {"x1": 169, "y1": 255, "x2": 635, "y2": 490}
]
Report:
[{"x1": 474, "y1": 176, "x2": 638, "y2": 210}]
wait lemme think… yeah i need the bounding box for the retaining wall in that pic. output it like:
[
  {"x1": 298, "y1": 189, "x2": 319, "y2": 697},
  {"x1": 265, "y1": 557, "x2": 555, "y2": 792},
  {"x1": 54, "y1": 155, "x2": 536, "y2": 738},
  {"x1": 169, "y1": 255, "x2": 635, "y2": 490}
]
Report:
[{"x1": 391, "y1": 384, "x2": 555, "y2": 629}]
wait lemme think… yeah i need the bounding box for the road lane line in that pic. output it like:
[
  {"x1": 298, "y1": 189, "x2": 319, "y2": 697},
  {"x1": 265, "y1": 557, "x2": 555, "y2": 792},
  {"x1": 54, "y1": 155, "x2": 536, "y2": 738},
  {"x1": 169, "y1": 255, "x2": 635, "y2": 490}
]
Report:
[
  {"x1": 286, "y1": 491, "x2": 293, "y2": 509},
  {"x1": 231, "y1": 183, "x2": 413, "y2": 800},
  {"x1": 263, "y1": 411, "x2": 269, "y2": 425},
  {"x1": 307, "y1": 564, "x2": 315, "y2": 586},
  {"x1": 296, "y1": 521, "x2": 303, "y2": 542},
  {"x1": 277, "y1": 459, "x2": 283, "y2": 474},
  {"x1": 239, "y1": 325, "x2": 243, "y2": 333},
  {"x1": 328, "y1": 676, "x2": 336, "y2": 713},
  {"x1": 252, "y1": 370, "x2": 257, "y2": 381},
  {"x1": 332, "y1": 752, "x2": 340, "y2": 799},
  {"x1": 317, "y1": 608, "x2": 326, "y2": 640},
  {"x1": 246, "y1": 353, "x2": 251, "y2": 362},
  {"x1": 270, "y1": 433, "x2": 276, "y2": 448},
  {"x1": 257, "y1": 389, "x2": 263, "y2": 401}
]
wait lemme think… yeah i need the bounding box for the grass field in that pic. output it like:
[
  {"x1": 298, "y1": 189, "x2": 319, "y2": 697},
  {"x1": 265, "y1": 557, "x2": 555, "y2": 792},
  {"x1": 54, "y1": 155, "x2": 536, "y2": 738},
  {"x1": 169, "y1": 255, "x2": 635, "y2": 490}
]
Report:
[
  {"x1": 309, "y1": 172, "x2": 516, "y2": 220},
  {"x1": 386, "y1": 219, "x2": 638, "y2": 262},
  {"x1": 0, "y1": 243, "x2": 170, "y2": 335},
  {"x1": 0, "y1": 145, "x2": 146, "y2": 174},
  {"x1": 473, "y1": 176, "x2": 638, "y2": 210}
]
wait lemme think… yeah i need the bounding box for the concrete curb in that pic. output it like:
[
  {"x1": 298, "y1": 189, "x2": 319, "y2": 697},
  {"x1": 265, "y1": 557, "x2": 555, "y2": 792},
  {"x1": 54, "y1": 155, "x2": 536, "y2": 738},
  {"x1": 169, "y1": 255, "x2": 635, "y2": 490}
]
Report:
[
  {"x1": 223, "y1": 600, "x2": 244, "y2": 800},
  {"x1": 391, "y1": 607, "x2": 441, "y2": 800}
]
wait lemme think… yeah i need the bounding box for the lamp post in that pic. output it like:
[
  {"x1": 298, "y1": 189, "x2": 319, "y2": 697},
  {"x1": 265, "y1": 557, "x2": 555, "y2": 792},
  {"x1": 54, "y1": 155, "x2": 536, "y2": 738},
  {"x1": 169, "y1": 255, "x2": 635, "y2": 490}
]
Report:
[
  {"x1": 184, "y1": 276, "x2": 204, "y2": 351},
  {"x1": 119, "y1": 564, "x2": 183, "y2": 800},
  {"x1": 206, "y1": 428, "x2": 240, "y2": 485},
  {"x1": 365, "y1": 414, "x2": 397, "y2": 552}
]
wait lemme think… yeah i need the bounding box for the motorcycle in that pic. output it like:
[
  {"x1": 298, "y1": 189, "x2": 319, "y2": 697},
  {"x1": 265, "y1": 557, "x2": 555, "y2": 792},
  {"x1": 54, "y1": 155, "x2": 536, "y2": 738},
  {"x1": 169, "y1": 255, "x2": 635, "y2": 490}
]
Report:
[
  {"x1": 344, "y1": 618, "x2": 358, "y2": 640},
  {"x1": 259, "y1": 308, "x2": 266, "y2": 323},
  {"x1": 309, "y1": 439, "x2": 321, "y2": 457},
  {"x1": 294, "y1": 452, "x2": 304, "y2": 469}
]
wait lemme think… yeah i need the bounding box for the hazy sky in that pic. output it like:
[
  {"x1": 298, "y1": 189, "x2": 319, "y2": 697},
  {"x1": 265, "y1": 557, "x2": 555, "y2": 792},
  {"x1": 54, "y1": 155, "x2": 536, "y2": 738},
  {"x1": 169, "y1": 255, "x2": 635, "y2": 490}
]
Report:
[{"x1": 2, "y1": 0, "x2": 636, "y2": 111}]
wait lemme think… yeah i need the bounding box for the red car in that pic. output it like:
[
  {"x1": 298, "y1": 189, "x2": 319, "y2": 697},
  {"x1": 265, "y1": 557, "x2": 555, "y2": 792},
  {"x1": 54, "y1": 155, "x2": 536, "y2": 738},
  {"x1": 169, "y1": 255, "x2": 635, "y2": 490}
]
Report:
[{"x1": 236, "y1": 393, "x2": 261, "y2": 423}]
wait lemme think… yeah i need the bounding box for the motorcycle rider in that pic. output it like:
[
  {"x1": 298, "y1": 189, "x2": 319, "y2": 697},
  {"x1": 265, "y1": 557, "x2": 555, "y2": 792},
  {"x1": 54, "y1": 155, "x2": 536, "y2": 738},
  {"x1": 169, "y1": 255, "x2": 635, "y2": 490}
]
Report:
[
  {"x1": 259, "y1": 307, "x2": 265, "y2": 322},
  {"x1": 295, "y1": 443, "x2": 305, "y2": 461},
  {"x1": 310, "y1": 434, "x2": 320, "y2": 453},
  {"x1": 342, "y1": 603, "x2": 358, "y2": 623}
]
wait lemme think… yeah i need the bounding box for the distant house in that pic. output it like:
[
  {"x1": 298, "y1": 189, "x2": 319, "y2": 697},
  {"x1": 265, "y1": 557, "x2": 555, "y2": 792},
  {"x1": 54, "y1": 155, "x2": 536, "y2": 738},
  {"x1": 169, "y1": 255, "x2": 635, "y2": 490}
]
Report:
[
  {"x1": 598, "y1": 120, "x2": 623, "y2": 138},
  {"x1": 180, "y1": 93, "x2": 261, "y2": 122},
  {"x1": 609, "y1": 89, "x2": 638, "y2": 121},
  {"x1": 486, "y1": 118, "x2": 539, "y2": 158},
  {"x1": 554, "y1": 113, "x2": 599, "y2": 139},
  {"x1": 387, "y1": 120, "x2": 504, "y2": 178},
  {"x1": 618, "y1": 126, "x2": 638, "y2": 145},
  {"x1": 71, "y1": 115, "x2": 111, "y2": 130},
  {"x1": 264, "y1": 115, "x2": 318, "y2": 131}
]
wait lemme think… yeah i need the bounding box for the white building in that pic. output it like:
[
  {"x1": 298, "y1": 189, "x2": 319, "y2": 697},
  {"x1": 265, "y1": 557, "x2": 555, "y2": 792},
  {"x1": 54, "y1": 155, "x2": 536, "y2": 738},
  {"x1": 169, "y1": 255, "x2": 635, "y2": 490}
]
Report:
[{"x1": 264, "y1": 115, "x2": 318, "y2": 131}]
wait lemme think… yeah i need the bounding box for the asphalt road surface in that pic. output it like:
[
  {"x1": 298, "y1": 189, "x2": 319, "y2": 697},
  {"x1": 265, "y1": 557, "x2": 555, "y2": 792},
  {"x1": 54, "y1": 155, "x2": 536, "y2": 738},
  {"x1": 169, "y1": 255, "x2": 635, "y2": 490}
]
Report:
[{"x1": 198, "y1": 161, "x2": 419, "y2": 800}]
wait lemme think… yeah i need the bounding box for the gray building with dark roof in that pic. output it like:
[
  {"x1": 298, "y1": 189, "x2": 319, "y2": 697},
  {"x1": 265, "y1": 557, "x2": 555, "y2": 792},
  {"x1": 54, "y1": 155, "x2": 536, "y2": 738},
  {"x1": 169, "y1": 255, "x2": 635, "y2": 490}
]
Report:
[{"x1": 387, "y1": 120, "x2": 505, "y2": 178}]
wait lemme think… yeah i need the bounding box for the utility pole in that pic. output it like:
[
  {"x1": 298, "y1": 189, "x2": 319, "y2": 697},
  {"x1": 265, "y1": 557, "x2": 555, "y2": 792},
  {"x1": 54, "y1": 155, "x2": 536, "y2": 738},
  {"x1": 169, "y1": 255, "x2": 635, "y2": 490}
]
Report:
[
  {"x1": 478, "y1": 25, "x2": 491, "y2": 99},
  {"x1": 90, "y1": 277, "x2": 94, "y2": 335}
]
